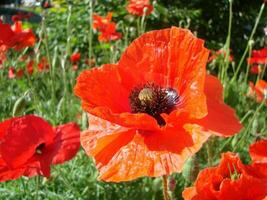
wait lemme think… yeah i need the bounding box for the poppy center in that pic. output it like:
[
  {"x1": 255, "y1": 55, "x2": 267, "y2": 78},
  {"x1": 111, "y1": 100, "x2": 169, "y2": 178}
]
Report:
[
  {"x1": 129, "y1": 83, "x2": 179, "y2": 126},
  {"x1": 35, "y1": 143, "x2": 45, "y2": 155}
]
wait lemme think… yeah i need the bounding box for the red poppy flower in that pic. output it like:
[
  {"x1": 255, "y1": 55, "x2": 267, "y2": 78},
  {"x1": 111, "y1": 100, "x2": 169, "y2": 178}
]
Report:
[
  {"x1": 93, "y1": 13, "x2": 122, "y2": 42},
  {"x1": 250, "y1": 65, "x2": 262, "y2": 75},
  {"x1": 0, "y1": 115, "x2": 80, "y2": 182},
  {"x1": 248, "y1": 48, "x2": 267, "y2": 65},
  {"x1": 16, "y1": 69, "x2": 24, "y2": 78},
  {"x1": 74, "y1": 27, "x2": 242, "y2": 182},
  {"x1": 208, "y1": 49, "x2": 234, "y2": 63},
  {"x1": 0, "y1": 21, "x2": 35, "y2": 51},
  {"x1": 250, "y1": 139, "x2": 267, "y2": 164},
  {"x1": 26, "y1": 60, "x2": 34, "y2": 75},
  {"x1": 182, "y1": 152, "x2": 267, "y2": 200},
  {"x1": 12, "y1": 12, "x2": 32, "y2": 22},
  {"x1": 8, "y1": 67, "x2": 16, "y2": 79},
  {"x1": 38, "y1": 57, "x2": 50, "y2": 72},
  {"x1": 71, "y1": 52, "x2": 81, "y2": 63},
  {"x1": 127, "y1": 0, "x2": 153, "y2": 16},
  {"x1": 249, "y1": 80, "x2": 267, "y2": 104}
]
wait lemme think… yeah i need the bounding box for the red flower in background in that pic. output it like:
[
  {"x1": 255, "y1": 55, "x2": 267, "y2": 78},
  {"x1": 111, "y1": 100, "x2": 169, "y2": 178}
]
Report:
[
  {"x1": 16, "y1": 69, "x2": 24, "y2": 78},
  {"x1": 248, "y1": 48, "x2": 267, "y2": 65},
  {"x1": 8, "y1": 67, "x2": 16, "y2": 79},
  {"x1": 250, "y1": 139, "x2": 267, "y2": 164},
  {"x1": 38, "y1": 57, "x2": 50, "y2": 72},
  {"x1": 127, "y1": 0, "x2": 153, "y2": 16},
  {"x1": 70, "y1": 52, "x2": 81, "y2": 63},
  {"x1": 249, "y1": 80, "x2": 267, "y2": 104},
  {"x1": 93, "y1": 13, "x2": 122, "y2": 42},
  {"x1": 208, "y1": 49, "x2": 234, "y2": 63},
  {"x1": 26, "y1": 60, "x2": 34, "y2": 75},
  {"x1": 0, "y1": 115, "x2": 80, "y2": 182},
  {"x1": 74, "y1": 27, "x2": 242, "y2": 182},
  {"x1": 182, "y1": 152, "x2": 267, "y2": 200},
  {"x1": 0, "y1": 21, "x2": 35, "y2": 51},
  {"x1": 250, "y1": 65, "x2": 262, "y2": 75},
  {"x1": 12, "y1": 12, "x2": 32, "y2": 22}
]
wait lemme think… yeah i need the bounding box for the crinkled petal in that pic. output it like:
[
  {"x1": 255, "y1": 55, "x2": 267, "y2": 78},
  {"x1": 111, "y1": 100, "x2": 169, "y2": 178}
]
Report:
[{"x1": 81, "y1": 115, "x2": 210, "y2": 182}]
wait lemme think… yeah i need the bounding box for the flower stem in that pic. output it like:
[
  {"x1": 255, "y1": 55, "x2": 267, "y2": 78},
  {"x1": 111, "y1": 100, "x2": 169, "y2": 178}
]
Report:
[
  {"x1": 162, "y1": 175, "x2": 170, "y2": 200},
  {"x1": 231, "y1": 2, "x2": 265, "y2": 83}
]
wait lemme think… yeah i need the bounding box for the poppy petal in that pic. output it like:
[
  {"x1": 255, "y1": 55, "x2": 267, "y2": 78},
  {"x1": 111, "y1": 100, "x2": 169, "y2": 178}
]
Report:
[
  {"x1": 0, "y1": 115, "x2": 54, "y2": 168},
  {"x1": 51, "y1": 123, "x2": 81, "y2": 164},
  {"x1": 82, "y1": 121, "x2": 210, "y2": 182},
  {"x1": 249, "y1": 139, "x2": 267, "y2": 163},
  {"x1": 195, "y1": 75, "x2": 242, "y2": 136}
]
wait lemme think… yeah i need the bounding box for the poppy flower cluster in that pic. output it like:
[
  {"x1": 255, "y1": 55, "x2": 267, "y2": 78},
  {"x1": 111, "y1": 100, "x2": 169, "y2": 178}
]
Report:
[
  {"x1": 93, "y1": 12, "x2": 122, "y2": 42},
  {"x1": 0, "y1": 115, "x2": 80, "y2": 182},
  {"x1": 249, "y1": 80, "x2": 267, "y2": 105},
  {"x1": 127, "y1": 0, "x2": 154, "y2": 16},
  {"x1": 74, "y1": 26, "x2": 242, "y2": 182},
  {"x1": 182, "y1": 150, "x2": 267, "y2": 200}
]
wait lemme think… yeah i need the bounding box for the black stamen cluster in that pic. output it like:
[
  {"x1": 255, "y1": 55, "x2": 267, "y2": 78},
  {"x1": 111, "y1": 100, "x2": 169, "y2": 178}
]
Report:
[{"x1": 129, "y1": 83, "x2": 179, "y2": 126}]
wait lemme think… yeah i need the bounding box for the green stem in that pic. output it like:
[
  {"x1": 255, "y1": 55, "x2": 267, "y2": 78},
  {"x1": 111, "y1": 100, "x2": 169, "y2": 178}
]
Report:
[
  {"x1": 231, "y1": 3, "x2": 265, "y2": 83},
  {"x1": 221, "y1": 0, "x2": 233, "y2": 83},
  {"x1": 245, "y1": 44, "x2": 253, "y2": 83},
  {"x1": 162, "y1": 175, "x2": 169, "y2": 200},
  {"x1": 88, "y1": 0, "x2": 93, "y2": 61}
]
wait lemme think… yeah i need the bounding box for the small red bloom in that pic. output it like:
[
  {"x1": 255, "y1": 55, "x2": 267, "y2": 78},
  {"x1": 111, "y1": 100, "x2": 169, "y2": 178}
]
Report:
[
  {"x1": 93, "y1": 13, "x2": 122, "y2": 42},
  {"x1": 249, "y1": 80, "x2": 267, "y2": 104},
  {"x1": 182, "y1": 152, "x2": 267, "y2": 200},
  {"x1": 12, "y1": 12, "x2": 32, "y2": 22},
  {"x1": 70, "y1": 52, "x2": 81, "y2": 63},
  {"x1": 127, "y1": 0, "x2": 154, "y2": 16},
  {"x1": 0, "y1": 115, "x2": 80, "y2": 182},
  {"x1": 248, "y1": 48, "x2": 267, "y2": 65},
  {"x1": 16, "y1": 69, "x2": 24, "y2": 78},
  {"x1": 74, "y1": 27, "x2": 242, "y2": 182},
  {"x1": 250, "y1": 139, "x2": 267, "y2": 164},
  {"x1": 250, "y1": 65, "x2": 262, "y2": 75},
  {"x1": 26, "y1": 60, "x2": 34, "y2": 75},
  {"x1": 8, "y1": 67, "x2": 15, "y2": 79},
  {"x1": 208, "y1": 49, "x2": 234, "y2": 63},
  {"x1": 72, "y1": 64, "x2": 78, "y2": 71},
  {"x1": 38, "y1": 57, "x2": 50, "y2": 72}
]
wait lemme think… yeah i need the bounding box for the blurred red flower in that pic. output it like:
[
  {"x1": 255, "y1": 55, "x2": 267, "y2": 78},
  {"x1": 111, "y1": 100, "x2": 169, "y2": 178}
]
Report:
[
  {"x1": 70, "y1": 52, "x2": 81, "y2": 63},
  {"x1": 183, "y1": 152, "x2": 267, "y2": 200},
  {"x1": 8, "y1": 67, "x2": 16, "y2": 79},
  {"x1": 208, "y1": 49, "x2": 234, "y2": 63},
  {"x1": 0, "y1": 115, "x2": 80, "y2": 182},
  {"x1": 250, "y1": 65, "x2": 262, "y2": 75},
  {"x1": 93, "y1": 13, "x2": 122, "y2": 42},
  {"x1": 38, "y1": 57, "x2": 50, "y2": 72},
  {"x1": 249, "y1": 80, "x2": 267, "y2": 104},
  {"x1": 0, "y1": 21, "x2": 35, "y2": 51},
  {"x1": 74, "y1": 27, "x2": 242, "y2": 182},
  {"x1": 16, "y1": 68, "x2": 24, "y2": 78},
  {"x1": 127, "y1": 0, "x2": 153, "y2": 16},
  {"x1": 26, "y1": 60, "x2": 34, "y2": 75},
  {"x1": 250, "y1": 139, "x2": 267, "y2": 164},
  {"x1": 248, "y1": 48, "x2": 267, "y2": 65},
  {"x1": 12, "y1": 12, "x2": 32, "y2": 22}
]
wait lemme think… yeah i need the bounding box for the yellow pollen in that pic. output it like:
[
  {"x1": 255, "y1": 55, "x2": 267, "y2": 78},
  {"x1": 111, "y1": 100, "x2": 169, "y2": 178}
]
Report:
[{"x1": 138, "y1": 88, "x2": 154, "y2": 103}]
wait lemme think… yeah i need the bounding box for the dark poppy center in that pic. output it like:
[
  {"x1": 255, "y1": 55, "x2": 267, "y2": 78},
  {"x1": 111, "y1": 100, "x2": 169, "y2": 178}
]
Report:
[
  {"x1": 129, "y1": 83, "x2": 179, "y2": 126},
  {"x1": 35, "y1": 143, "x2": 46, "y2": 155}
]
